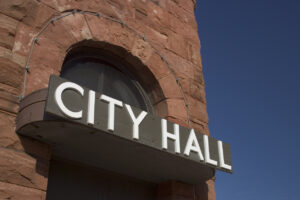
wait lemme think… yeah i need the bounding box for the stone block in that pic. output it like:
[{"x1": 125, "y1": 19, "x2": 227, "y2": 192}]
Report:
[
  {"x1": 180, "y1": 79, "x2": 206, "y2": 104},
  {"x1": 186, "y1": 39, "x2": 202, "y2": 66},
  {"x1": 134, "y1": 0, "x2": 170, "y2": 37},
  {"x1": 0, "y1": 112, "x2": 21, "y2": 150},
  {"x1": 106, "y1": 0, "x2": 133, "y2": 18},
  {"x1": 41, "y1": 0, "x2": 84, "y2": 12},
  {"x1": 146, "y1": 52, "x2": 170, "y2": 79},
  {"x1": 123, "y1": 15, "x2": 147, "y2": 38},
  {"x1": 158, "y1": 74, "x2": 182, "y2": 99},
  {"x1": 25, "y1": 65, "x2": 59, "y2": 96},
  {"x1": 167, "y1": 98, "x2": 188, "y2": 122},
  {"x1": 166, "y1": 32, "x2": 202, "y2": 66},
  {"x1": 61, "y1": 13, "x2": 92, "y2": 42},
  {"x1": 169, "y1": 17, "x2": 198, "y2": 42},
  {"x1": 186, "y1": 96, "x2": 209, "y2": 124},
  {"x1": 162, "y1": 49, "x2": 203, "y2": 79},
  {"x1": 86, "y1": 15, "x2": 136, "y2": 55},
  {"x1": 0, "y1": 13, "x2": 18, "y2": 50},
  {"x1": 144, "y1": 25, "x2": 168, "y2": 50},
  {"x1": 42, "y1": 0, "x2": 128, "y2": 19},
  {"x1": 86, "y1": 0, "x2": 122, "y2": 19},
  {"x1": 108, "y1": 18, "x2": 136, "y2": 51},
  {"x1": 25, "y1": 35, "x2": 62, "y2": 95},
  {"x1": 0, "y1": 13, "x2": 18, "y2": 34},
  {"x1": 168, "y1": 0, "x2": 195, "y2": 14},
  {"x1": 0, "y1": 0, "x2": 39, "y2": 21},
  {"x1": 147, "y1": 2, "x2": 170, "y2": 35},
  {"x1": 166, "y1": 0, "x2": 197, "y2": 29},
  {"x1": 0, "y1": 91, "x2": 19, "y2": 114},
  {"x1": 0, "y1": 28, "x2": 15, "y2": 50},
  {"x1": 13, "y1": 23, "x2": 36, "y2": 57},
  {"x1": 0, "y1": 147, "x2": 48, "y2": 191},
  {"x1": 0, "y1": 181, "x2": 46, "y2": 200},
  {"x1": 40, "y1": 18, "x2": 77, "y2": 50},
  {"x1": 154, "y1": 98, "x2": 188, "y2": 125},
  {"x1": 134, "y1": 0, "x2": 148, "y2": 17},
  {"x1": 0, "y1": 46, "x2": 26, "y2": 67},
  {"x1": 132, "y1": 37, "x2": 153, "y2": 63},
  {"x1": 0, "y1": 58, "x2": 24, "y2": 95},
  {"x1": 30, "y1": 37, "x2": 65, "y2": 72},
  {"x1": 85, "y1": 15, "x2": 111, "y2": 43},
  {"x1": 22, "y1": 2, "x2": 57, "y2": 29},
  {"x1": 166, "y1": 32, "x2": 188, "y2": 60}
]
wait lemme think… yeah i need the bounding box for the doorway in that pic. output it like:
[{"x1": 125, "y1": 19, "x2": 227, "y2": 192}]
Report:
[{"x1": 46, "y1": 159, "x2": 156, "y2": 200}]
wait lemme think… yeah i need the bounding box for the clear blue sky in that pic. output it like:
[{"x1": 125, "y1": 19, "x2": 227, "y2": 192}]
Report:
[{"x1": 195, "y1": 0, "x2": 300, "y2": 199}]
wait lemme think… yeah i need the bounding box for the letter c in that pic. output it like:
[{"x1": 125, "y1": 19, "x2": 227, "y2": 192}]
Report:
[{"x1": 55, "y1": 82, "x2": 84, "y2": 119}]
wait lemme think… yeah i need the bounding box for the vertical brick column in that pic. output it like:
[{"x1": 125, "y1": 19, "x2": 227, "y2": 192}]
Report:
[{"x1": 0, "y1": 1, "x2": 55, "y2": 199}]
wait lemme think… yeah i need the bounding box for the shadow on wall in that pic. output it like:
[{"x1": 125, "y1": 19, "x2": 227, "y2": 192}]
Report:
[{"x1": 157, "y1": 180, "x2": 209, "y2": 200}]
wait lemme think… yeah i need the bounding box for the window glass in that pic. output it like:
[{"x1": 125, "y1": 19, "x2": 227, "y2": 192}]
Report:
[{"x1": 61, "y1": 56, "x2": 152, "y2": 113}]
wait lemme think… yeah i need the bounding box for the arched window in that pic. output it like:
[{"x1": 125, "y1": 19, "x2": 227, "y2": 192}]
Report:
[{"x1": 60, "y1": 49, "x2": 153, "y2": 113}]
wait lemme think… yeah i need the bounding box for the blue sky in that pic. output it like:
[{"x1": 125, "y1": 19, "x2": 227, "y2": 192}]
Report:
[{"x1": 195, "y1": 0, "x2": 300, "y2": 199}]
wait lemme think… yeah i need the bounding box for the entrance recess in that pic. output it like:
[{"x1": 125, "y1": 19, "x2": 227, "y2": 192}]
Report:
[{"x1": 46, "y1": 159, "x2": 156, "y2": 200}]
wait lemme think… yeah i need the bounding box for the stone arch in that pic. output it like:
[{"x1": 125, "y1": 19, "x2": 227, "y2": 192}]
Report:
[
  {"x1": 22, "y1": 11, "x2": 189, "y2": 125},
  {"x1": 61, "y1": 41, "x2": 165, "y2": 111}
]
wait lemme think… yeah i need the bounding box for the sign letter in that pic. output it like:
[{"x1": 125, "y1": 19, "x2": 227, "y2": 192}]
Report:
[
  {"x1": 87, "y1": 90, "x2": 96, "y2": 125},
  {"x1": 184, "y1": 129, "x2": 204, "y2": 161},
  {"x1": 100, "y1": 95, "x2": 123, "y2": 131},
  {"x1": 218, "y1": 141, "x2": 232, "y2": 170},
  {"x1": 125, "y1": 104, "x2": 147, "y2": 140},
  {"x1": 204, "y1": 135, "x2": 218, "y2": 166},
  {"x1": 161, "y1": 119, "x2": 180, "y2": 154},
  {"x1": 55, "y1": 82, "x2": 84, "y2": 119}
]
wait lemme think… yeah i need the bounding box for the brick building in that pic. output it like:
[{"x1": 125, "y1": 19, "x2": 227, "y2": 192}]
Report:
[{"x1": 0, "y1": 0, "x2": 220, "y2": 199}]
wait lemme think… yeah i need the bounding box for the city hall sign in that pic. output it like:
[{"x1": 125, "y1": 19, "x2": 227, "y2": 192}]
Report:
[{"x1": 17, "y1": 75, "x2": 232, "y2": 183}]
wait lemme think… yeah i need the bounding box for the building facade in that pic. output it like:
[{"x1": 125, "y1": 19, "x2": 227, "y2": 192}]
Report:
[{"x1": 0, "y1": 0, "x2": 217, "y2": 199}]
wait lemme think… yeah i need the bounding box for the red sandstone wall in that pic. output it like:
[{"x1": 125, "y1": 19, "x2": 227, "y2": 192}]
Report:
[{"x1": 0, "y1": 0, "x2": 215, "y2": 199}]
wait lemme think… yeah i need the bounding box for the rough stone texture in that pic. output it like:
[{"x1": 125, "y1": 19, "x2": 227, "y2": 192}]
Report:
[
  {"x1": 0, "y1": 181, "x2": 46, "y2": 200},
  {"x1": 61, "y1": 13, "x2": 92, "y2": 41},
  {"x1": 132, "y1": 37, "x2": 153, "y2": 63},
  {"x1": 0, "y1": 0, "x2": 216, "y2": 199},
  {"x1": 0, "y1": 147, "x2": 48, "y2": 191},
  {"x1": 146, "y1": 52, "x2": 170, "y2": 80},
  {"x1": 0, "y1": 91, "x2": 19, "y2": 114},
  {"x1": 26, "y1": 37, "x2": 63, "y2": 94},
  {"x1": 0, "y1": 111, "x2": 51, "y2": 159},
  {"x1": 154, "y1": 99, "x2": 188, "y2": 127},
  {"x1": 86, "y1": 15, "x2": 136, "y2": 54},
  {"x1": 0, "y1": 56, "x2": 24, "y2": 95},
  {"x1": 158, "y1": 74, "x2": 183, "y2": 99},
  {"x1": 0, "y1": 13, "x2": 18, "y2": 50},
  {"x1": 0, "y1": 46, "x2": 26, "y2": 67},
  {"x1": 0, "y1": 0, "x2": 39, "y2": 21},
  {"x1": 12, "y1": 22, "x2": 36, "y2": 57},
  {"x1": 40, "y1": 18, "x2": 76, "y2": 50}
]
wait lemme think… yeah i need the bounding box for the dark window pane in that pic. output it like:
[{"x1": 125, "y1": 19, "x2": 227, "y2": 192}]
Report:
[{"x1": 61, "y1": 57, "x2": 152, "y2": 112}]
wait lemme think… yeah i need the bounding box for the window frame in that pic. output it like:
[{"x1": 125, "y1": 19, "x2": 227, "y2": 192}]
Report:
[{"x1": 61, "y1": 49, "x2": 154, "y2": 114}]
